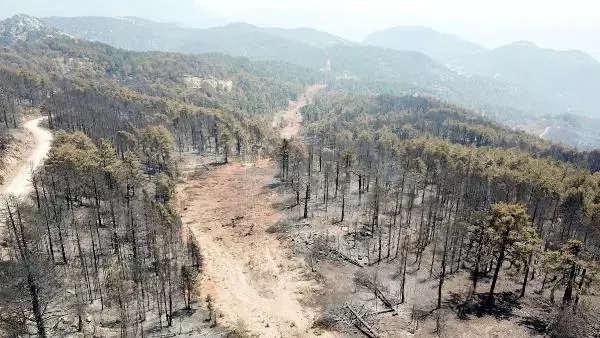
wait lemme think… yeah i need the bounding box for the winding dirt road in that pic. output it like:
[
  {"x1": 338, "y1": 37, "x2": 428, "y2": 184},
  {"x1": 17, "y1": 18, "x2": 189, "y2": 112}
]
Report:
[{"x1": 1, "y1": 117, "x2": 53, "y2": 198}]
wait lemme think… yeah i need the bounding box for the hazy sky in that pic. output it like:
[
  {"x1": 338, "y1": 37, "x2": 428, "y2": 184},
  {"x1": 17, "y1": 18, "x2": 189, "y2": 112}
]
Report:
[{"x1": 2, "y1": 0, "x2": 599, "y2": 58}]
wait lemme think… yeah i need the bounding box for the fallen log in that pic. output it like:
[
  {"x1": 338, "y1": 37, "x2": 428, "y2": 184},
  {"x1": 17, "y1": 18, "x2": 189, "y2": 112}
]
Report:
[
  {"x1": 370, "y1": 308, "x2": 396, "y2": 315},
  {"x1": 332, "y1": 248, "x2": 363, "y2": 267},
  {"x1": 373, "y1": 286, "x2": 398, "y2": 316},
  {"x1": 346, "y1": 305, "x2": 379, "y2": 338}
]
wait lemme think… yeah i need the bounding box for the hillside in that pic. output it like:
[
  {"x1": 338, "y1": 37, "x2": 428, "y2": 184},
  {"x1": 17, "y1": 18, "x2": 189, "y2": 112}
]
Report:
[
  {"x1": 520, "y1": 113, "x2": 600, "y2": 150},
  {"x1": 363, "y1": 26, "x2": 600, "y2": 121},
  {"x1": 44, "y1": 16, "x2": 198, "y2": 51},
  {"x1": 263, "y1": 26, "x2": 352, "y2": 48},
  {"x1": 202, "y1": 22, "x2": 353, "y2": 48},
  {"x1": 1, "y1": 11, "x2": 600, "y2": 338},
  {"x1": 10, "y1": 15, "x2": 600, "y2": 149},
  {"x1": 1, "y1": 18, "x2": 320, "y2": 116},
  {"x1": 45, "y1": 17, "x2": 352, "y2": 51},
  {"x1": 0, "y1": 13, "x2": 325, "y2": 338},
  {"x1": 453, "y1": 41, "x2": 600, "y2": 119},
  {"x1": 41, "y1": 16, "x2": 577, "y2": 130},
  {"x1": 0, "y1": 14, "x2": 61, "y2": 43},
  {"x1": 363, "y1": 25, "x2": 486, "y2": 62},
  {"x1": 270, "y1": 91, "x2": 600, "y2": 336}
]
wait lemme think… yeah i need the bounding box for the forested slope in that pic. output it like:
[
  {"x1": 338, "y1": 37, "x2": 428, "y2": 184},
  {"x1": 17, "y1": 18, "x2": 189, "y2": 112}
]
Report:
[
  {"x1": 41, "y1": 15, "x2": 569, "y2": 125},
  {"x1": 2, "y1": 13, "x2": 600, "y2": 337},
  {"x1": 274, "y1": 92, "x2": 600, "y2": 336},
  {"x1": 301, "y1": 94, "x2": 600, "y2": 171},
  {"x1": 0, "y1": 17, "x2": 315, "y2": 337},
  {"x1": 2, "y1": 37, "x2": 315, "y2": 112}
]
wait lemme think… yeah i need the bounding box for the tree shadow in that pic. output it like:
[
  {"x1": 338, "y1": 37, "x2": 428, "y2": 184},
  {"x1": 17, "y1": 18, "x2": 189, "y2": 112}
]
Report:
[
  {"x1": 517, "y1": 315, "x2": 549, "y2": 335},
  {"x1": 171, "y1": 307, "x2": 198, "y2": 318},
  {"x1": 271, "y1": 201, "x2": 295, "y2": 211},
  {"x1": 266, "y1": 181, "x2": 282, "y2": 189},
  {"x1": 468, "y1": 270, "x2": 492, "y2": 284},
  {"x1": 207, "y1": 161, "x2": 228, "y2": 167},
  {"x1": 446, "y1": 291, "x2": 522, "y2": 320}
]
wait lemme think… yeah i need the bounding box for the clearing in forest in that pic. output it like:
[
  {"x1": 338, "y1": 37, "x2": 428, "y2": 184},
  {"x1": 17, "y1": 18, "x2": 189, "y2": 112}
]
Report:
[
  {"x1": 176, "y1": 85, "x2": 329, "y2": 336},
  {"x1": 176, "y1": 160, "x2": 328, "y2": 337}
]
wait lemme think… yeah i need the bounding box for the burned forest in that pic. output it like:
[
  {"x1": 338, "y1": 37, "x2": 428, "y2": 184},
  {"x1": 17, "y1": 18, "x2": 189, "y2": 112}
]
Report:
[{"x1": 1, "y1": 12, "x2": 599, "y2": 338}]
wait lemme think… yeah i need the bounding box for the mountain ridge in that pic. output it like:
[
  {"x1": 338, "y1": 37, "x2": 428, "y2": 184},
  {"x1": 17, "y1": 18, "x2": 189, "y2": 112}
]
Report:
[
  {"x1": 361, "y1": 24, "x2": 600, "y2": 119},
  {"x1": 0, "y1": 14, "x2": 65, "y2": 43},
  {"x1": 453, "y1": 40, "x2": 600, "y2": 118},
  {"x1": 363, "y1": 25, "x2": 487, "y2": 62},
  {"x1": 17, "y1": 15, "x2": 570, "y2": 119},
  {"x1": 4, "y1": 14, "x2": 599, "y2": 148}
]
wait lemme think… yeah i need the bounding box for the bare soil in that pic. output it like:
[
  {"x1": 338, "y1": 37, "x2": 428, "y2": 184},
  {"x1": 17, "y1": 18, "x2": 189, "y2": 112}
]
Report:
[
  {"x1": 0, "y1": 123, "x2": 33, "y2": 189},
  {"x1": 176, "y1": 160, "x2": 330, "y2": 337},
  {"x1": 0, "y1": 117, "x2": 52, "y2": 197},
  {"x1": 175, "y1": 85, "x2": 331, "y2": 337},
  {"x1": 275, "y1": 84, "x2": 326, "y2": 139},
  {"x1": 0, "y1": 117, "x2": 52, "y2": 258}
]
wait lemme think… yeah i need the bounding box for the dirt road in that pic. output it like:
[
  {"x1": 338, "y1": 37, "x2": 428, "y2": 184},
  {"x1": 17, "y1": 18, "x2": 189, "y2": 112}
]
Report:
[
  {"x1": 177, "y1": 161, "x2": 327, "y2": 337},
  {"x1": 539, "y1": 126, "x2": 551, "y2": 138},
  {"x1": 275, "y1": 84, "x2": 326, "y2": 139},
  {"x1": 177, "y1": 85, "x2": 329, "y2": 337},
  {"x1": 1, "y1": 117, "x2": 53, "y2": 198}
]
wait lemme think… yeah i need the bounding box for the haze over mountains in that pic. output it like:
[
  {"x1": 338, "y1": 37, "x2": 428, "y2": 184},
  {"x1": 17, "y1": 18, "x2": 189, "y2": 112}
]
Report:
[
  {"x1": 1, "y1": 0, "x2": 226, "y2": 28},
  {"x1": 3, "y1": 0, "x2": 600, "y2": 59},
  {"x1": 366, "y1": 26, "x2": 600, "y2": 116},
  {"x1": 2, "y1": 13, "x2": 600, "y2": 149},
  {"x1": 44, "y1": 16, "x2": 571, "y2": 120},
  {"x1": 364, "y1": 26, "x2": 486, "y2": 61}
]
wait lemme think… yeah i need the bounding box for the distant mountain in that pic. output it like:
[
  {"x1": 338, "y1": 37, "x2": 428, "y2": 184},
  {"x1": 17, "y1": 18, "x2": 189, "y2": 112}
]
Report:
[
  {"x1": 43, "y1": 16, "x2": 455, "y2": 86},
  {"x1": 453, "y1": 41, "x2": 600, "y2": 118},
  {"x1": 363, "y1": 25, "x2": 600, "y2": 119},
  {"x1": 45, "y1": 17, "x2": 352, "y2": 52},
  {"x1": 44, "y1": 16, "x2": 199, "y2": 51},
  {"x1": 7, "y1": 14, "x2": 585, "y2": 144},
  {"x1": 363, "y1": 26, "x2": 486, "y2": 62},
  {"x1": 0, "y1": 14, "x2": 62, "y2": 43},
  {"x1": 40, "y1": 16, "x2": 566, "y2": 118},
  {"x1": 262, "y1": 26, "x2": 352, "y2": 48},
  {"x1": 4, "y1": 14, "x2": 600, "y2": 148},
  {"x1": 201, "y1": 22, "x2": 352, "y2": 48},
  {"x1": 3, "y1": 0, "x2": 226, "y2": 28}
]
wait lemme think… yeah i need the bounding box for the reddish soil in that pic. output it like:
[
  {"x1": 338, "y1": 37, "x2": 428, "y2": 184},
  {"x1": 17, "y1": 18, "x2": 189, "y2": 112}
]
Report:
[
  {"x1": 175, "y1": 85, "x2": 331, "y2": 337},
  {"x1": 276, "y1": 84, "x2": 326, "y2": 139},
  {"x1": 176, "y1": 160, "x2": 330, "y2": 337}
]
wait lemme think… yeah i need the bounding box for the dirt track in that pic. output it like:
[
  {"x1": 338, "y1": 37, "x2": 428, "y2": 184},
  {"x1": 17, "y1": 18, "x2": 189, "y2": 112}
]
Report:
[
  {"x1": 176, "y1": 85, "x2": 329, "y2": 337},
  {"x1": 177, "y1": 161, "x2": 327, "y2": 336},
  {"x1": 1, "y1": 117, "x2": 53, "y2": 197},
  {"x1": 275, "y1": 84, "x2": 326, "y2": 139}
]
